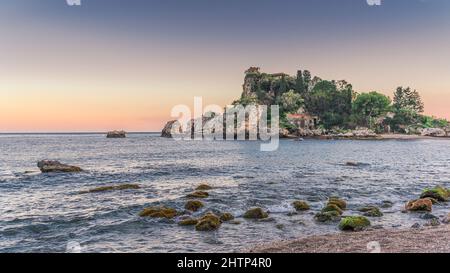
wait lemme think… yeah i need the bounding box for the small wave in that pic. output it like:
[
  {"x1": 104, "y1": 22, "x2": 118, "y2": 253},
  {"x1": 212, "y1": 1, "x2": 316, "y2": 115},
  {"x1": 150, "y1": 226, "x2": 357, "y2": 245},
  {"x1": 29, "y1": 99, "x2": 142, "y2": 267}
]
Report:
[
  {"x1": 266, "y1": 202, "x2": 295, "y2": 214},
  {"x1": 0, "y1": 170, "x2": 17, "y2": 181}
]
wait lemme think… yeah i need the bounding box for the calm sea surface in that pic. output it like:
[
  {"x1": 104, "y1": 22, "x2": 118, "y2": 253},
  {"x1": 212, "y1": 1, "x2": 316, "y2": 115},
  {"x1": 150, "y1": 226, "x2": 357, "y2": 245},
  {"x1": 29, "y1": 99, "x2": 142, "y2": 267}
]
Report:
[{"x1": 0, "y1": 133, "x2": 449, "y2": 252}]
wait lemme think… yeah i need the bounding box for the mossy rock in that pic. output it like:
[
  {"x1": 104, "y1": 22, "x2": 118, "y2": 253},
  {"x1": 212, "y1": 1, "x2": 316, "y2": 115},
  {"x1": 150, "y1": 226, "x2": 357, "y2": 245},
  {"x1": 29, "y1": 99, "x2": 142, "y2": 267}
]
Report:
[
  {"x1": 314, "y1": 211, "x2": 341, "y2": 223},
  {"x1": 405, "y1": 198, "x2": 433, "y2": 212},
  {"x1": 185, "y1": 200, "x2": 204, "y2": 212},
  {"x1": 80, "y1": 183, "x2": 140, "y2": 194},
  {"x1": 139, "y1": 206, "x2": 178, "y2": 218},
  {"x1": 195, "y1": 213, "x2": 221, "y2": 231},
  {"x1": 195, "y1": 184, "x2": 213, "y2": 191},
  {"x1": 178, "y1": 218, "x2": 198, "y2": 226},
  {"x1": 292, "y1": 201, "x2": 310, "y2": 211},
  {"x1": 420, "y1": 186, "x2": 450, "y2": 202},
  {"x1": 339, "y1": 216, "x2": 371, "y2": 231},
  {"x1": 358, "y1": 206, "x2": 383, "y2": 217},
  {"x1": 328, "y1": 197, "x2": 347, "y2": 210},
  {"x1": 321, "y1": 204, "x2": 343, "y2": 215},
  {"x1": 243, "y1": 208, "x2": 269, "y2": 219},
  {"x1": 186, "y1": 191, "x2": 209, "y2": 198},
  {"x1": 219, "y1": 212, "x2": 235, "y2": 222}
]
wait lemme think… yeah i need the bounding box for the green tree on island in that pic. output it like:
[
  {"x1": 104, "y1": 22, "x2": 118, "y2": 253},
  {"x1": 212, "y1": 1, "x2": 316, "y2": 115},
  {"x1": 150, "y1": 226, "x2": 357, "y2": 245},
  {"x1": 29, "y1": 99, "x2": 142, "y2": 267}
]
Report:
[
  {"x1": 352, "y1": 92, "x2": 391, "y2": 128},
  {"x1": 304, "y1": 80, "x2": 353, "y2": 128},
  {"x1": 279, "y1": 90, "x2": 304, "y2": 115}
]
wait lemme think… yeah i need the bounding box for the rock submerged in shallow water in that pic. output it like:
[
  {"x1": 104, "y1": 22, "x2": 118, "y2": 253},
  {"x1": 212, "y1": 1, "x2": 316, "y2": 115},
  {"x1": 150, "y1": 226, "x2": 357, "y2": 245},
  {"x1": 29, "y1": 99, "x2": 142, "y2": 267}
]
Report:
[
  {"x1": 405, "y1": 198, "x2": 433, "y2": 212},
  {"x1": 424, "y1": 218, "x2": 441, "y2": 227},
  {"x1": 195, "y1": 213, "x2": 221, "y2": 231},
  {"x1": 186, "y1": 191, "x2": 209, "y2": 198},
  {"x1": 37, "y1": 160, "x2": 82, "y2": 173},
  {"x1": 243, "y1": 208, "x2": 269, "y2": 219},
  {"x1": 292, "y1": 201, "x2": 310, "y2": 211},
  {"x1": 420, "y1": 186, "x2": 450, "y2": 202},
  {"x1": 106, "y1": 130, "x2": 126, "y2": 138},
  {"x1": 139, "y1": 206, "x2": 178, "y2": 218},
  {"x1": 339, "y1": 216, "x2": 371, "y2": 231},
  {"x1": 219, "y1": 212, "x2": 234, "y2": 222},
  {"x1": 185, "y1": 200, "x2": 204, "y2": 212},
  {"x1": 358, "y1": 206, "x2": 383, "y2": 217},
  {"x1": 80, "y1": 184, "x2": 140, "y2": 194},
  {"x1": 195, "y1": 184, "x2": 213, "y2": 191},
  {"x1": 443, "y1": 213, "x2": 450, "y2": 224},
  {"x1": 314, "y1": 211, "x2": 341, "y2": 223},
  {"x1": 380, "y1": 200, "x2": 394, "y2": 208},
  {"x1": 345, "y1": 161, "x2": 360, "y2": 167},
  {"x1": 178, "y1": 217, "x2": 198, "y2": 226}
]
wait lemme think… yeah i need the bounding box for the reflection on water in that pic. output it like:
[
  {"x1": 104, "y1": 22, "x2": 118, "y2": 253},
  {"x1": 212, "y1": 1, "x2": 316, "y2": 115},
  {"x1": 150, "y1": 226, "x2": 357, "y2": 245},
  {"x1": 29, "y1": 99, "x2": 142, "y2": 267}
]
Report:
[{"x1": 0, "y1": 133, "x2": 449, "y2": 252}]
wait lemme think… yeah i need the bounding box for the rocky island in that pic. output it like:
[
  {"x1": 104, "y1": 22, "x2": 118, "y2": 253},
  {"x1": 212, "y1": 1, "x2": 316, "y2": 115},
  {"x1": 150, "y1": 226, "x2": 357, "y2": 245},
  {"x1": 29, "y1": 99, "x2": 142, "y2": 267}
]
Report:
[
  {"x1": 106, "y1": 130, "x2": 127, "y2": 138},
  {"x1": 162, "y1": 67, "x2": 449, "y2": 139}
]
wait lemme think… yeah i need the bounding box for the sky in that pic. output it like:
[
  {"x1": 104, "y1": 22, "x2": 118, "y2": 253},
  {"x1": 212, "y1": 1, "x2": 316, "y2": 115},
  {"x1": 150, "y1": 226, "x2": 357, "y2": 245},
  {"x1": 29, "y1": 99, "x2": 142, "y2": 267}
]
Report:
[{"x1": 1, "y1": 0, "x2": 449, "y2": 132}]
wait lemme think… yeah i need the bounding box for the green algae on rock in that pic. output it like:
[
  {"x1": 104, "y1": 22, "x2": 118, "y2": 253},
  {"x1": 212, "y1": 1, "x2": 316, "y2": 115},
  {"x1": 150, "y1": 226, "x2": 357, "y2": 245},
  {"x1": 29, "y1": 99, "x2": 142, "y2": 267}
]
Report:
[
  {"x1": 178, "y1": 218, "x2": 199, "y2": 226},
  {"x1": 292, "y1": 201, "x2": 310, "y2": 211},
  {"x1": 80, "y1": 184, "x2": 141, "y2": 194},
  {"x1": 314, "y1": 211, "x2": 342, "y2": 223},
  {"x1": 321, "y1": 203, "x2": 343, "y2": 215},
  {"x1": 186, "y1": 191, "x2": 209, "y2": 198},
  {"x1": 328, "y1": 197, "x2": 347, "y2": 210},
  {"x1": 219, "y1": 212, "x2": 235, "y2": 222},
  {"x1": 243, "y1": 208, "x2": 269, "y2": 219},
  {"x1": 358, "y1": 206, "x2": 383, "y2": 217},
  {"x1": 420, "y1": 186, "x2": 450, "y2": 202},
  {"x1": 139, "y1": 206, "x2": 178, "y2": 218},
  {"x1": 339, "y1": 216, "x2": 371, "y2": 231},
  {"x1": 185, "y1": 200, "x2": 204, "y2": 212},
  {"x1": 195, "y1": 213, "x2": 221, "y2": 231},
  {"x1": 195, "y1": 184, "x2": 213, "y2": 191}
]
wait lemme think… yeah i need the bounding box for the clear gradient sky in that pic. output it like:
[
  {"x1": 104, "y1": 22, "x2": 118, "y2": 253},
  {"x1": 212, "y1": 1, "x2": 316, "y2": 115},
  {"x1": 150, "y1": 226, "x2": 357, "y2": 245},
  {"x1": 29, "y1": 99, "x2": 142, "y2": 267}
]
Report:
[{"x1": 1, "y1": 0, "x2": 449, "y2": 132}]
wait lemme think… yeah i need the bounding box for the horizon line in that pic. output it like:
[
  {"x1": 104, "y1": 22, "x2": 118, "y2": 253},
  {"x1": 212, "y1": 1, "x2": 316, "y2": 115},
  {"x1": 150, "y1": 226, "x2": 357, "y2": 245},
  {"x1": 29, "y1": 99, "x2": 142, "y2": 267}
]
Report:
[{"x1": 0, "y1": 131, "x2": 160, "y2": 135}]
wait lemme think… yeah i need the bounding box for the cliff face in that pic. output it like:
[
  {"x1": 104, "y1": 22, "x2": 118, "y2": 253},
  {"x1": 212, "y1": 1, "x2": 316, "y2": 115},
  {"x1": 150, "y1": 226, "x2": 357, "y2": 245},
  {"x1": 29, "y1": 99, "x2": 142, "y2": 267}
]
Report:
[{"x1": 161, "y1": 109, "x2": 271, "y2": 139}]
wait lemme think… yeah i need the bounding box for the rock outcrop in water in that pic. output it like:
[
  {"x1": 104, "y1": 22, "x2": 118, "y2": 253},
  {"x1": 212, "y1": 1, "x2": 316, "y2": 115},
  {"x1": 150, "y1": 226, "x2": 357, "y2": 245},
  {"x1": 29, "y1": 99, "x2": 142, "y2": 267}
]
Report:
[
  {"x1": 321, "y1": 204, "x2": 343, "y2": 215},
  {"x1": 106, "y1": 130, "x2": 127, "y2": 138},
  {"x1": 80, "y1": 184, "x2": 140, "y2": 194},
  {"x1": 243, "y1": 208, "x2": 269, "y2": 219},
  {"x1": 219, "y1": 212, "x2": 235, "y2": 222},
  {"x1": 358, "y1": 206, "x2": 383, "y2": 217},
  {"x1": 178, "y1": 217, "x2": 199, "y2": 226},
  {"x1": 338, "y1": 216, "x2": 371, "y2": 231},
  {"x1": 420, "y1": 186, "x2": 450, "y2": 202},
  {"x1": 292, "y1": 201, "x2": 310, "y2": 211},
  {"x1": 186, "y1": 191, "x2": 209, "y2": 198},
  {"x1": 195, "y1": 212, "x2": 221, "y2": 231},
  {"x1": 314, "y1": 211, "x2": 341, "y2": 223},
  {"x1": 195, "y1": 184, "x2": 213, "y2": 191},
  {"x1": 139, "y1": 206, "x2": 178, "y2": 218},
  {"x1": 327, "y1": 197, "x2": 347, "y2": 210},
  {"x1": 37, "y1": 160, "x2": 82, "y2": 173},
  {"x1": 405, "y1": 198, "x2": 433, "y2": 212},
  {"x1": 185, "y1": 200, "x2": 204, "y2": 212}
]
